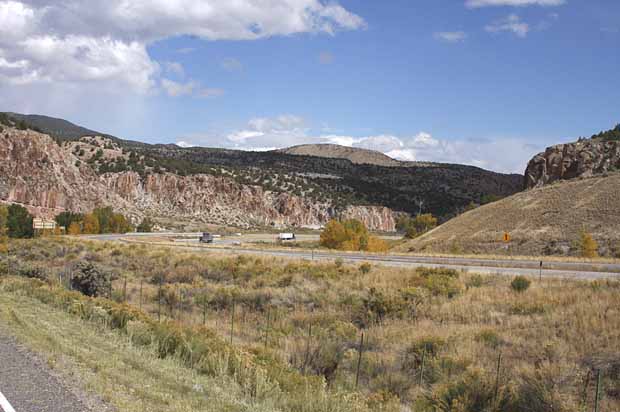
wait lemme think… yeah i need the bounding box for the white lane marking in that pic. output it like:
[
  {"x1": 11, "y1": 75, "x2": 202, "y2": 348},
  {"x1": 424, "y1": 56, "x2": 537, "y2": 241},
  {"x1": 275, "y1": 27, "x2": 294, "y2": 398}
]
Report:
[{"x1": 0, "y1": 391, "x2": 16, "y2": 412}]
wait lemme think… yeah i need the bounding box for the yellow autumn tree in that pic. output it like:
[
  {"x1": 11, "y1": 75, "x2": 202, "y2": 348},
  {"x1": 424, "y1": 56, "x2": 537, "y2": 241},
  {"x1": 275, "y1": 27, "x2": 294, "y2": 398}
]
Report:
[
  {"x1": 320, "y1": 219, "x2": 388, "y2": 253},
  {"x1": 579, "y1": 230, "x2": 598, "y2": 258},
  {"x1": 82, "y1": 213, "x2": 100, "y2": 234},
  {"x1": 68, "y1": 221, "x2": 82, "y2": 235}
]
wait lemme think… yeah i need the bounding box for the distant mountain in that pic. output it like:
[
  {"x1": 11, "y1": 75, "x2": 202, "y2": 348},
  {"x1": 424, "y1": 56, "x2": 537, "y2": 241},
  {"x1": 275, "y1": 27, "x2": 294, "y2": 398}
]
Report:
[
  {"x1": 278, "y1": 144, "x2": 406, "y2": 167},
  {"x1": 0, "y1": 112, "x2": 523, "y2": 226},
  {"x1": 6, "y1": 112, "x2": 109, "y2": 141}
]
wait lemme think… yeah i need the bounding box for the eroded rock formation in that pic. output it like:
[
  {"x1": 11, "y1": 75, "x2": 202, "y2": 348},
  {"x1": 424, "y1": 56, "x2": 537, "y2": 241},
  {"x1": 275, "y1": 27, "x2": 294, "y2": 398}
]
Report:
[
  {"x1": 525, "y1": 139, "x2": 620, "y2": 189},
  {"x1": 0, "y1": 128, "x2": 399, "y2": 231}
]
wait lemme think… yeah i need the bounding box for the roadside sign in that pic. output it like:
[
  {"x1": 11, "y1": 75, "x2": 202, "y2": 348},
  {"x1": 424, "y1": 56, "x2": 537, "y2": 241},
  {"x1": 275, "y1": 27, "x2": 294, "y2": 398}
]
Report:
[
  {"x1": 33, "y1": 218, "x2": 56, "y2": 230},
  {"x1": 503, "y1": 232, "x2": 511, "y2": 243}
]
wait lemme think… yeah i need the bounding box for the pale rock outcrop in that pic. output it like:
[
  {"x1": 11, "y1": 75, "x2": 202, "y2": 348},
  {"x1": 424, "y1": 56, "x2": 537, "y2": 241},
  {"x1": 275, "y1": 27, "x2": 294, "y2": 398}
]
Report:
[
  {"x1": 525, "y1": 139, "x2": 620, "y2": 189},
  {"x1": 0, "y1": 127, "x2": 399, "y2": 231}
]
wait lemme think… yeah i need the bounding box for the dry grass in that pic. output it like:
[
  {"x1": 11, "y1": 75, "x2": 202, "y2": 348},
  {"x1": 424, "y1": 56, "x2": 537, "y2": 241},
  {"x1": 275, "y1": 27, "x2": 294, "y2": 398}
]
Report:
[
  {"x1": 4, "y1": 237, "x2": 620, "y2": 411},
  {"x1": 400, "y1": 173, "x2": 620, "y2": 257}
]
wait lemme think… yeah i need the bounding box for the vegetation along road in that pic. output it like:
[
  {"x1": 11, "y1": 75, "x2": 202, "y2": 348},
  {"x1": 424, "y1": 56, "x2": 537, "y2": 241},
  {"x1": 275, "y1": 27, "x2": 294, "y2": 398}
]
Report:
[{"x1": 86, "y1": 233, "x2": 620, "y2": 280}]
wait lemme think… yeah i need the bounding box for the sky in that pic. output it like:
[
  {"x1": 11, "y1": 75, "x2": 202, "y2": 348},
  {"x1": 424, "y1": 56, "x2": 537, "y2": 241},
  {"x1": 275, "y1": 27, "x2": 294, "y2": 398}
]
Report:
[{"x1": 0, "y1": 0, "x2": 618, "y2": 173}]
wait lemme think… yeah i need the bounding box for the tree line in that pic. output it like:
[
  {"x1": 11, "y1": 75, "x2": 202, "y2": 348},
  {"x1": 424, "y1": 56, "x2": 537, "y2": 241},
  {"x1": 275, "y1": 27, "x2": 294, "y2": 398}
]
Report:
[{"x1": 0, "y1": 204, "x2": 152, "y2": 238}]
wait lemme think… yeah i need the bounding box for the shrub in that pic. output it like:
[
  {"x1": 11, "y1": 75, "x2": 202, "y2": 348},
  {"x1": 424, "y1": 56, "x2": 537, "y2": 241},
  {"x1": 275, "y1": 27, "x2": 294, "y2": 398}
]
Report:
[
  {"x1": 70, "y1": 262, "x2": 111, "y2": 297},
  {"x1": 466, "y1": 274, "x2": 485, "y2": 289},
  {"x1": 511, "y1": 276, "x2": 531, "y2": 293},
  {"x1": 475, "y1": 329, "x2": 503, "y2": 349},
  {"x1": 359, "y1": 263, "x2": 372, "y2": 274},
  {"x1": 17, "y1": 265, "x2": 47, "y2": 281},
  {"x1": 416, "y1": 267, "x2": 459, "y2": 279}
]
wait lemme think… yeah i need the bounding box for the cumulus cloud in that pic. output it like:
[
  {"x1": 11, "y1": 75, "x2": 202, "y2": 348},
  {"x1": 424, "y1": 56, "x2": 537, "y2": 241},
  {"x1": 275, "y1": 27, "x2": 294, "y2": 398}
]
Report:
[
  {"x1": 485, "y1": 14, "x2": 530, "y2": 37},
  {"x1": 0, "y1": 0, "x2": 365, "y2": 94},
  {"x1": 466, "y1": 0, "x2": 565, "y2": 7},
  {"x1": 176, "y1": 115, "x2": 542, "y2": 173},
  {"x1": 434, "y1": 31, "x2": 467, "y2": 42}
]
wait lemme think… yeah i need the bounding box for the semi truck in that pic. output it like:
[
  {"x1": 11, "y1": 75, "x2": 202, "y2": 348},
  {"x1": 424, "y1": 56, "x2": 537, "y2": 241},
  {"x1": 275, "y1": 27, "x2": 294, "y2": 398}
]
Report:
[{"x1": 278, "y1": 233, "x2": 296, "y2": 241}]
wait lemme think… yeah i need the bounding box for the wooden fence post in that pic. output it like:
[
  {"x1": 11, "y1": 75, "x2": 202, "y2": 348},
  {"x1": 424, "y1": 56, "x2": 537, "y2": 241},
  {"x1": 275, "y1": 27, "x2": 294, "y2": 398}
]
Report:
[{"x1": 355, "y1": 332, "x2": 365, "y2": 390}]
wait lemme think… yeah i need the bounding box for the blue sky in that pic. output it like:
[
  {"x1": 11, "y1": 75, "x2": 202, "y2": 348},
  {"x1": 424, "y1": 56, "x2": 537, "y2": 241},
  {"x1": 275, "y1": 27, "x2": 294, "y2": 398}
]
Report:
[{"x1": 0, "y1": 0, "x2": 618, "y2": 173}]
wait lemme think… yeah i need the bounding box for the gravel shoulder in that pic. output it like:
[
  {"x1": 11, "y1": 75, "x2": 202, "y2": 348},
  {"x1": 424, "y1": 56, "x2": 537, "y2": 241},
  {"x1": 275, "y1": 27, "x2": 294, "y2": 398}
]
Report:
[{"x1": 0, "y1": 329, "x2": 95, "y2": 412}]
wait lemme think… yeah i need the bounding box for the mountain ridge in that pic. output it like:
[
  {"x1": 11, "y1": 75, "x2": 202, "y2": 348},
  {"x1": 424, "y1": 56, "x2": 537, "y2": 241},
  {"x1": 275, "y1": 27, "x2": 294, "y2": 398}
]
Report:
[{"x1": 0, "y1": 112, "x2": 522, "y2": 222}]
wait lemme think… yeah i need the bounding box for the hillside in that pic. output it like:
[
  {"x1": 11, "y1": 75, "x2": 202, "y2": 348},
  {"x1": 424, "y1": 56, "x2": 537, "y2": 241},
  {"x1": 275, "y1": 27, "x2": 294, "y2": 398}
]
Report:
[
  {"x1": 401, "y1": 173, "x2": 620, "y2": 256},
  {"x1": 0, "y1": 113, "x2": 522, "y2": 225},
  {"x1": 279, "y1": 144, "x2": 406, "y2": 167}
]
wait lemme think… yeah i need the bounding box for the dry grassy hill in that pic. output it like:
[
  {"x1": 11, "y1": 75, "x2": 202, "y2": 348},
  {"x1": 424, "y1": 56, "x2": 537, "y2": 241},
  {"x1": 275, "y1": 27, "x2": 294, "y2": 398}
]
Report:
[
  {"x1": 400, "y1": 173, "x2": 620, "y2": 257},
  {"x1": 278, "y1": 143, "x2": 403, "y2": 166}
]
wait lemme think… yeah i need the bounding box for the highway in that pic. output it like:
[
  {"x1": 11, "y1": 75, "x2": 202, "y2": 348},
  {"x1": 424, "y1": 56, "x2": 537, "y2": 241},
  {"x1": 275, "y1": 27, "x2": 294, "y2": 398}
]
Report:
[{"x1": 84, "y1": 233, "x2": 620, "y2": 280}]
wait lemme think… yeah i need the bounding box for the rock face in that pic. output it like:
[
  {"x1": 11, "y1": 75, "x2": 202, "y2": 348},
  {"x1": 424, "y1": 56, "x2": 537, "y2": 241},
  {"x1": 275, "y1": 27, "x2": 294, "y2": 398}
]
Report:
[
  {"x1": 525, "y1": 138, "x2": 620, "y2": 189},
  {"x1": 0, "y1": 127, "x2": 398, "y2": 231}
]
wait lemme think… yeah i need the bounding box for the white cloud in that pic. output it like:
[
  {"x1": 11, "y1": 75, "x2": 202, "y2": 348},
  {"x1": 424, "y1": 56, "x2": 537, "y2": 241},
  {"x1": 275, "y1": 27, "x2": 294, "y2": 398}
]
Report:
[
  {"x1": 434, "y1": 31, "x2": 467, "y2": 42},
  {"x1": 176, "y1": 141, "x2": 197, "y2": 148},
  {"x1": 161, "y1": 78, "x2": 224, "y2": 98},
  {"x1": 161, "y1": 79, "x2": 197, "y2": 97},
  {"x1": 485, "y1": 14, "x2": 530, "y2": 37},
  {"x1": 163, "y1": 61, "x2": 185, "y2": 77},
  {"x1": 177, "y1": 115, "x2": 542, "y2": 173},
  {"x1": 466, "y1": 0, "x2": 565, "y2": 7},
  {"x1": 0, "y1": 0, "x2": 365, "y2": 96}
]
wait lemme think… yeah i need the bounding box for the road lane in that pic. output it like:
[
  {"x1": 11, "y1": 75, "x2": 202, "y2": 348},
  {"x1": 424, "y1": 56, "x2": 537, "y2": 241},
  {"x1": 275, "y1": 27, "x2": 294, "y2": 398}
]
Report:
[{"x1": 83, "y1": 233, "x2": 620, "y2": 280}]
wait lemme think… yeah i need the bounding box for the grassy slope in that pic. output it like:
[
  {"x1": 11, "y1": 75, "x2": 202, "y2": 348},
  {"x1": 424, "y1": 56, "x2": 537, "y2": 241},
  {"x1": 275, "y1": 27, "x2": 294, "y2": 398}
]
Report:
[
  {"x1": 0, "y1": 293, "x2": 282, "y2": 412},
  {"x1": 400, "y1": 173, "x2": 620, "y2": 256}
]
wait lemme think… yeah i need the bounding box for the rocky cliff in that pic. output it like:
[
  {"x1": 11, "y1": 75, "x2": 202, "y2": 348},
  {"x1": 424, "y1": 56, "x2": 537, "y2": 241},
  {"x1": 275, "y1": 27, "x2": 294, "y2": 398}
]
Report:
[
  {"x1": 0, "y1": 127, "x2": 398, "y2": 231},
  {"x1": 525, "y1": 138, "x2": 620, "y2": 189}
]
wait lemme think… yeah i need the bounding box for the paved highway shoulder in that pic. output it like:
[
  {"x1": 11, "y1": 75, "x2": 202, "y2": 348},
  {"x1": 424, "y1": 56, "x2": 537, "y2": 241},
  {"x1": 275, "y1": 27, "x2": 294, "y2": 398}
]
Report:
[{"x1": 0, "y1": 330, "x2": 97, "y2": 412}]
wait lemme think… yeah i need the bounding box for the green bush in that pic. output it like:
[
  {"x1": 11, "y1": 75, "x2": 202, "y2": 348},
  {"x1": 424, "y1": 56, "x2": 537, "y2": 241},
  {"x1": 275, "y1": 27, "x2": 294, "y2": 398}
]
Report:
[
  {"x1": 17, "y1": 265, "x2": 47, "y2": 281},
  {"x1": 70, "y1": 262, "x2": 111, "y2": 297},
  {"x1": 359, "y1": 262, "x2": 372, "y2": 274},
  {"x1": 511, "y1": 276, "x2": 531, "y2": 293}
]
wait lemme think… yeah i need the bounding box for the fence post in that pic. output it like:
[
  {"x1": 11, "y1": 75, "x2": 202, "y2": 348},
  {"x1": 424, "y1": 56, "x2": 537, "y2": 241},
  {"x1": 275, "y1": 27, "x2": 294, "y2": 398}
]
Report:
[
  {"x1": 419, "y1": 349, "x2": 426, "y2": 386},
  {"x1": 494, "y1": 350, "x2": 502, "y2": 409},
  {"x1": 203, "y1": 297, "x2": 207, "y2": 326},
  {"x1": 158, "y1": 275, "x2": 163, "y2": 322},
  {"x1": 123, "y1": 277, "x2": 127, "y2": 302},
  {"x1": 302, "y1": 323, "x2": 312, "y2": 373},
  {"x1": 594, "y1": 369, "x2": 602, "y2": 412},
  {"x1": 230, "y1": 298, "x2": 235, "y2": 345},
  {"x1": 264, "y1": 309, "x2": 270, "y2": 347},
  {"x1": 581, "y1": 370, "x2": 592, "y2": 411},
  {"x1": 355, "y1": 332, "x2": 364, "y2": 390}
]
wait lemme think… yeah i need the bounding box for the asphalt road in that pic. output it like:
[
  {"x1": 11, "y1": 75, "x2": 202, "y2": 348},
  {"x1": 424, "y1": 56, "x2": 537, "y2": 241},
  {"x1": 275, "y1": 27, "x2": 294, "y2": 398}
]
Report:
[
  {"x1": 0, "y1": 331, "x2": 89, "y2": 412},
  {"x1": 84, "y1": 233, "x2": 620, "y2": 280}
]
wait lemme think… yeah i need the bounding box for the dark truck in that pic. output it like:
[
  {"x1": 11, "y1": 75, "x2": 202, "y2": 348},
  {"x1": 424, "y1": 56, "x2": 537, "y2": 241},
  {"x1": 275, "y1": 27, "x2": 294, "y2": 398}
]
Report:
[{"x1": 199, "y1": 232, "x2": 214, "y2": 243}]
